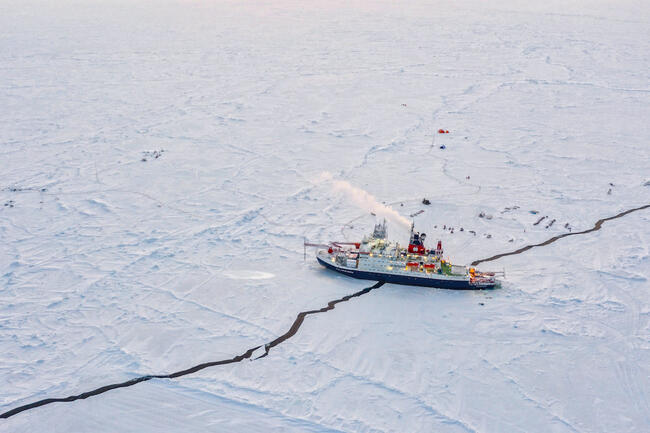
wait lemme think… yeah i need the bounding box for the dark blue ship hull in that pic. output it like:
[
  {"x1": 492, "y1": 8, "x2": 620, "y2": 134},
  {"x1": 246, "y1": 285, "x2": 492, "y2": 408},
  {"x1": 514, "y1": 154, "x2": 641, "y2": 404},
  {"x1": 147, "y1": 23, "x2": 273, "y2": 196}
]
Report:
[{"x1": 317, "y1": 256, "x2": 494, "y2": 290}]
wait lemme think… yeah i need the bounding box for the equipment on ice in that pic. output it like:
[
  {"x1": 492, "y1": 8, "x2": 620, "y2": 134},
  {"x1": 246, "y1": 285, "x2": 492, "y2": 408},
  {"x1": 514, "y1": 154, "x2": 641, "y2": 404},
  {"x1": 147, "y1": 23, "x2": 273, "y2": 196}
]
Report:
[{"x1": 305, "y1": 220, "x2": 501, "y2": 289}]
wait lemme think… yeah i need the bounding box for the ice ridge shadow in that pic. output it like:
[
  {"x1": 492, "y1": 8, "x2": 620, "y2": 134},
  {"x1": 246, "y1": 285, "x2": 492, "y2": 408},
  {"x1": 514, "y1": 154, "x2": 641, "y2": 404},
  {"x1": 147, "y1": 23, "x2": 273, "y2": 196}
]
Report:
[{"x1": 0, "y1": 282, "x2": 385, "y2": 419}]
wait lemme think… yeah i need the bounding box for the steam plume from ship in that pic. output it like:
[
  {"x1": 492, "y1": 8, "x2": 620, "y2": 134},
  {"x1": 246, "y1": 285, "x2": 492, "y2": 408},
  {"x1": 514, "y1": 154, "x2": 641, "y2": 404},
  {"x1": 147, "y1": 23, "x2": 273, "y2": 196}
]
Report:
[{"x1": 319, "y1": 172, "x2": 411, "y2": 231}]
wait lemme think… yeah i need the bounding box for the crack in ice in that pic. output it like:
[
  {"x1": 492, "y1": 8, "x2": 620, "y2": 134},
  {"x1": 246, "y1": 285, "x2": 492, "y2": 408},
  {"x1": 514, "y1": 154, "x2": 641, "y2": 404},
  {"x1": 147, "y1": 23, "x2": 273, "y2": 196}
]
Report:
[
  {"x1": 471, "y1": 204, "x2": 650, "y2": 266},
  {"x1": 0, "y1": 281, "x2": 385, "y2": 419}
]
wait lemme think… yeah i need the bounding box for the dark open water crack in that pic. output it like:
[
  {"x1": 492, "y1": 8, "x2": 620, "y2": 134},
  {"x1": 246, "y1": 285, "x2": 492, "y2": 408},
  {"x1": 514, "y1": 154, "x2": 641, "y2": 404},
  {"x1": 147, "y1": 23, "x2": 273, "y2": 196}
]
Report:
[
  {"x1": 0, "y1": 281, "x2": 385, "y2": 419},
  {"x1": 3, "y1": 205, "x2": 648, "y2": 419},
  {"x1": 471, "y1": 204, "x2": 650, "y2": 266}
]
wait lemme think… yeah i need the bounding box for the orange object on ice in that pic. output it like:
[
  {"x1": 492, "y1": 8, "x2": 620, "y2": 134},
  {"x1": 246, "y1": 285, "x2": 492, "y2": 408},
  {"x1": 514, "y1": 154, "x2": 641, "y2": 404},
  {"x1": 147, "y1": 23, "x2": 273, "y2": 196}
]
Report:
[
  {"x1": 438, "y1": 129, "x2": 445, "y2": 133},
  {"x1": 445, "y1": 130, "x2": 449, "y2": 133}
]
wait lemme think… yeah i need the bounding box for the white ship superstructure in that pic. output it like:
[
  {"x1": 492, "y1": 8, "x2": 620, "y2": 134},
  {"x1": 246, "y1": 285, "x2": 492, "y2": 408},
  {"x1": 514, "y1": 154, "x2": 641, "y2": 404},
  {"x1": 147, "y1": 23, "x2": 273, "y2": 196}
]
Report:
[{"x1": 308, "y1": 220, "x2": 499, "y2": 289}]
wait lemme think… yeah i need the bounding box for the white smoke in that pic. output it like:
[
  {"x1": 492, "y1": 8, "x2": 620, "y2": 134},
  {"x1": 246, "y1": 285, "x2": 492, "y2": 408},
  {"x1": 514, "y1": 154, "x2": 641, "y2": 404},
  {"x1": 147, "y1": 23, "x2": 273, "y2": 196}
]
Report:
[{"x1": 320, "y1": 172, "x2": 411, "y2": 231}]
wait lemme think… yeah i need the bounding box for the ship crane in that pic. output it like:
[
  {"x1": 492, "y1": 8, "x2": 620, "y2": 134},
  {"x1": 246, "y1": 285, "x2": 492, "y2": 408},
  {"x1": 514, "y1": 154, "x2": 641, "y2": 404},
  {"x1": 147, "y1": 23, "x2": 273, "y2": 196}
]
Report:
[{"x1": 304, "y1": 239, "x2": 360, "y2": 260}]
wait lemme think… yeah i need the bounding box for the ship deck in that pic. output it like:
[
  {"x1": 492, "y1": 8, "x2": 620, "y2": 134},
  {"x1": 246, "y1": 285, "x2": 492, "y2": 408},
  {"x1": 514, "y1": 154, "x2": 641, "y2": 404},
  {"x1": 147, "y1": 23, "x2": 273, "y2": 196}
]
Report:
[{"x1": 317, "y1": 256, "x2": 495, "y2": 290}]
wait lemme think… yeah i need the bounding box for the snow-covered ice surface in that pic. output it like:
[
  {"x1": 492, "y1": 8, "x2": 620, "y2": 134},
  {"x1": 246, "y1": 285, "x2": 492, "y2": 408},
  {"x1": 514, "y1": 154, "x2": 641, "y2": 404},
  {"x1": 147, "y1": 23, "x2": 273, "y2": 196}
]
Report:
[{"x1": 1, "y1": 0, "x2": 649, "y2": 431}]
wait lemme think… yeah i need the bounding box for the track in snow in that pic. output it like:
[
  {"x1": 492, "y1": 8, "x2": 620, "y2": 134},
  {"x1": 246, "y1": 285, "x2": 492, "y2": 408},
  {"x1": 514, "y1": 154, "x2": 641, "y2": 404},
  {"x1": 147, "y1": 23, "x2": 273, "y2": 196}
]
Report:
[{"x1": 0, "y1": 281, "x2": 385, "y2": 419}]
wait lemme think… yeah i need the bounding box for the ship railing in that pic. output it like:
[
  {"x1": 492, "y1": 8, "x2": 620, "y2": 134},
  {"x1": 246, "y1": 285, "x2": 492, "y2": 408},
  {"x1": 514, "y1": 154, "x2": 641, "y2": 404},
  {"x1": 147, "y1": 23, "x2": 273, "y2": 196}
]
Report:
[
  {"x1": 304, "y1": 238, "x2": 360, "y2": 261},
  {"x1": 331, "y1": 241, "x2": 361, "y2": 249},
  {"x1": 304, "y1": 242, "x2": 331, "y2": 249},
  {"x1": 473, "y1": 269, "x2": 505, "y2": 278},
  {"x1": 470, "y1": 275, "x2": 495, "y2": 284}
]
